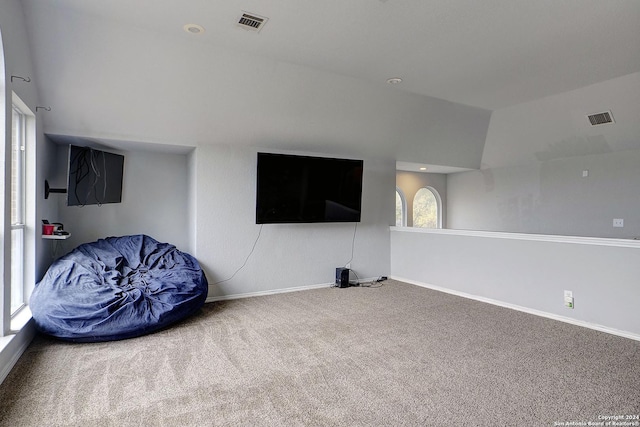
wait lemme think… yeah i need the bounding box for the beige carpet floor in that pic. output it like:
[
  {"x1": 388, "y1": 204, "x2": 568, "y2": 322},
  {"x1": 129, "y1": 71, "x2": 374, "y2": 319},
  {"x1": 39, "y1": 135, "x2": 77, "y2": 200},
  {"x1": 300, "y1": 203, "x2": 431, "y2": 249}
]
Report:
[{"x1": 1, "y1": 280, "x2": 639, "y2": 426}]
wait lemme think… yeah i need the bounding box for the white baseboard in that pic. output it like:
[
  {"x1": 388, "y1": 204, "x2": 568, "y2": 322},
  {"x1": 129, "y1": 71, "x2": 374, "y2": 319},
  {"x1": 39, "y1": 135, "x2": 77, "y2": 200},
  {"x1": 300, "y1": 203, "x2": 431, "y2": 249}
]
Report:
[
  {"x1": 393, "y1": 276, "x2": 640, "y2": 342},
  {"x1": 205, "y1": 277, "x2": 380, "y2": 303},
  {"x1": 0, "y1": 322, "x2": 36, "y2": 385},
  {"x1": 206, "y1": 282, "x2": 334, "y2": 303}
]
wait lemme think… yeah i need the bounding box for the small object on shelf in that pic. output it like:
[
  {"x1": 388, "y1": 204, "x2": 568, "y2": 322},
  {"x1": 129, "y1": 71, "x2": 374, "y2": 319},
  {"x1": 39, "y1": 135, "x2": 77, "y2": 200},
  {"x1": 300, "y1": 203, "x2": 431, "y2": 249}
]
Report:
[
  {"x1": 43, "y1": 224, "x2": 55, "y2": 235},
  {"x1": 42, "y1": 219, "x2": 68, "y2": 237}
]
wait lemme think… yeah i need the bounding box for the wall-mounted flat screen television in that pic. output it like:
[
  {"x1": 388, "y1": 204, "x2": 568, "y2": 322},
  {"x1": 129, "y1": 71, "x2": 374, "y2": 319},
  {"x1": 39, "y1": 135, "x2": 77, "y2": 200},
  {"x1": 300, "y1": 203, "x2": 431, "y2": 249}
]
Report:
[
  {"x1": 67, "y1": 145, "x2": 125, "y2": 206},
  {"x1": 256, "y1": 152, "x2": 363, "y2": 224}
]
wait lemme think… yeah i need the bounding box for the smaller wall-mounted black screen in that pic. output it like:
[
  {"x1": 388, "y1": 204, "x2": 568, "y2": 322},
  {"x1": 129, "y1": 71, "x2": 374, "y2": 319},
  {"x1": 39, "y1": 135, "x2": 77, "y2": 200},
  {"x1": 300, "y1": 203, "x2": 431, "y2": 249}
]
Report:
[
  {"x1": 67, "y1": 145, "x2": 125, "y2": 207},
  {"x1": 256, "y1": 153, "x2": 364, "y2": 224}
]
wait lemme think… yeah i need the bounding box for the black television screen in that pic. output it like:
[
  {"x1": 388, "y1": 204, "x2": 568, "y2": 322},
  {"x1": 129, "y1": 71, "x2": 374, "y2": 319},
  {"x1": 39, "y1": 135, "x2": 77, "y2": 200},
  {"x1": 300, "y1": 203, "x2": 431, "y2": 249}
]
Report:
[
  {"x1": 256, "y1": 153, "x2": 363, "y2": 224},
  {"x1": 67, "y1": 145, "x2": 125, "y2": 206}
]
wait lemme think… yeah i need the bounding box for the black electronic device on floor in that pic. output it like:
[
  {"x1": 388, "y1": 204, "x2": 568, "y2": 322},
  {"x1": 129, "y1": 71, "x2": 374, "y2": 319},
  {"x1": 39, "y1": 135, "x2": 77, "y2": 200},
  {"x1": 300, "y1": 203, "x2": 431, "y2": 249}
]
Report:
[{"x1": 335, "y1": 267, "x2": 350, "y2": 288}]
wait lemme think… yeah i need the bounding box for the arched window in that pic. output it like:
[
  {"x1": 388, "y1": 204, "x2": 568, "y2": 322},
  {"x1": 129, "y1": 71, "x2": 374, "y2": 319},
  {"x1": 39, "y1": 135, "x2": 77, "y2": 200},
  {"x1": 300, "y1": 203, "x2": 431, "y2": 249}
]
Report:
[
  {"x1": 413, "y1": 187, "x2": 441, "y2": 228},
  {"x1": 395, "y1": 188, "x2": 406, "y2": 227}
]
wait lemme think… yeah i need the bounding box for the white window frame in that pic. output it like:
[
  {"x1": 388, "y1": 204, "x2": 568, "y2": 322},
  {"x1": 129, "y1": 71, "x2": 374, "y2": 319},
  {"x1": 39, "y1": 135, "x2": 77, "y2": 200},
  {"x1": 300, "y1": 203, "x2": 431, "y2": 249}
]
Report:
[
  {"x1": 2, "y1": 94, "x2": 36, "y2": 335},
  {"x1": 11, "y1": 104, "x2": 26, "y2": 315},
  {"x1": 428, "y1": 186, "x2": 443, "y2": 229},
  {"x1": 412, "y1": 186, "x2": 442, "y2": 229},
  {"x1": 395, "y1": 187, "x2": 407, "y2": 227},
  {"x1": 0, "y1": 31, "x2": 5, "y2": 335}
]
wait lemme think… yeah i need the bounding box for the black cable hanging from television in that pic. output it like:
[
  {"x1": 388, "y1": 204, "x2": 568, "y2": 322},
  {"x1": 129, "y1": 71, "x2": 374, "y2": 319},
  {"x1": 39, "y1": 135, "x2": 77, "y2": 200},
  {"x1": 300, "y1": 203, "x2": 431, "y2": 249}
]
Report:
[
  {"x1": 68, "y1": 147, "x2": 107, "y2": 207},
  {"x1": 46, "y1": 145, "x2": 124, "y2": 205},
  {"x1": 45, "y1": 147, "x2": 107, "y2": 204}
]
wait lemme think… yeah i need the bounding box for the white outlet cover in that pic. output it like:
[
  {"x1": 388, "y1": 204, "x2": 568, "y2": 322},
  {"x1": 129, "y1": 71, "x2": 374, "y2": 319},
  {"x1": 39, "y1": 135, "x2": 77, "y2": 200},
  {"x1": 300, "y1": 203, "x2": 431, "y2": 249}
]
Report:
[
  {"x1": 613, "y1": 219, "x2": 624, "y2": 228},
  {"x1": 582, "y1": 170, "x2": 589, "y2": 177},
  {"x1": 564, "y1": 290, "x2": 573, "y2": 298}
]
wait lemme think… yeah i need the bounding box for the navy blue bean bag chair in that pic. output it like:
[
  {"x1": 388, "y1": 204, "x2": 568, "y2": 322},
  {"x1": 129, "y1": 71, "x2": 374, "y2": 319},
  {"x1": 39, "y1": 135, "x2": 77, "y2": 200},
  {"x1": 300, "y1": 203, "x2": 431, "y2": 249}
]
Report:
[{"x1": 30, "y1": 235, "x2": 208, "y2": 342}]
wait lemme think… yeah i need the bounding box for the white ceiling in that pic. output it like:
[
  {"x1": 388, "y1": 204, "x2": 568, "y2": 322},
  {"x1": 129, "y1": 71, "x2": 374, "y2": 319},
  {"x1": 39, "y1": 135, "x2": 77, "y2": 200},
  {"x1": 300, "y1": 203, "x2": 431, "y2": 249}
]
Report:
[
  {"x1": 16, "y1": 0, "x2": 640, "y2": 173},
  {"x1": 28, "y1": 0, "x2": 640, "y2": 110}
]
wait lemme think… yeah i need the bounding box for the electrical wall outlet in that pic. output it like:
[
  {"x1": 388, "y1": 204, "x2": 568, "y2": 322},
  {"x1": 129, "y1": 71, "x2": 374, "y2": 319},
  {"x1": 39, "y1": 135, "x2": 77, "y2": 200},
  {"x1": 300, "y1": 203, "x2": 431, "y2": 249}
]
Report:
[
  {"x1": 564, "y1": 290, "x2": 574, "y2": 309},
  {"x1": 582, "y1": 170, "x2": 589, "y2": 177},
  {"x1": 613, "y1": 218, "x2": 624, "y2": 228}
]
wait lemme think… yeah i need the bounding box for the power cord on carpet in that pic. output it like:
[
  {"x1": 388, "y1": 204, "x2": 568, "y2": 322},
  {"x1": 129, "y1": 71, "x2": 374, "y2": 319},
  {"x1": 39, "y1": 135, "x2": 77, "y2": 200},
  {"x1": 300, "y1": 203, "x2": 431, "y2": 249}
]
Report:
[
  {"x1": 351, "y1": 270, "x2": 387, "y2": 288},
  {"x1": 360, "y1": 276, "x2": 387, "y2": 288}
]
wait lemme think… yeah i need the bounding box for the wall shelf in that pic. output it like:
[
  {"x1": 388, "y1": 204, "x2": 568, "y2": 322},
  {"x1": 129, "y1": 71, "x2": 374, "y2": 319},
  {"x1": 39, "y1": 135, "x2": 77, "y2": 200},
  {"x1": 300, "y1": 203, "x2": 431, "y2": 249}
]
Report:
[{"x1": 42, "y1": 234, "x2": 70, "y2": 240}]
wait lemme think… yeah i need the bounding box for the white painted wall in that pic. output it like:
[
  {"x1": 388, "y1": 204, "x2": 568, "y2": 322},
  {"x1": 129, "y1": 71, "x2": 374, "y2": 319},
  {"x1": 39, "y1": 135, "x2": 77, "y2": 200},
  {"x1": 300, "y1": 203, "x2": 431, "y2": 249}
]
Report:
[
  {"x1": 448, "y1": 148, "x2": 640, "y2": 238},
  {"x1": 52, "y1": 145, "x2": 191, "y2": 252},
  {"x1": 390, "y1": 228, "x2": 640, "y2": 338},
  {"x1": 447, "y1": 72, "x2": 640, "y2": 238},
  {"x1": 187, "y1": 150, "x2": 197, "y2": 255},
  {"x1": 481, "y1": 72, "x2": 640, "y2": 170},
  {"x1": 194, "y1": 144, "x2": 394, "y2": 298}
]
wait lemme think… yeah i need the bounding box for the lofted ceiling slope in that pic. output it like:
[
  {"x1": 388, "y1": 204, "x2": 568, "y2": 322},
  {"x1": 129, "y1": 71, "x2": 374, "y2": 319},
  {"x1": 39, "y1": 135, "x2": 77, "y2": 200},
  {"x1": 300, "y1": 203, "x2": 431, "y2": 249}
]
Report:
[
  {"x1": 24, "y1": 0, "x2": 640, "y2": 110},
  {"x1": 18, "y1": 0, "x2": 640, "y2": 170}
]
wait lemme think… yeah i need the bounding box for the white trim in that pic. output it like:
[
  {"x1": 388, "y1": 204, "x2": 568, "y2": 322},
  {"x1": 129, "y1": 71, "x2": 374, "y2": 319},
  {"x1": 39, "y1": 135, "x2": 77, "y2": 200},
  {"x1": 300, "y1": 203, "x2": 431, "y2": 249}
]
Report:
[
  {"x1": 393, "y1": 275, "x2": 640, "y2": 342},
  {"x1": 206, "y1": 282, "x2": 334, "y2": 303},
  {"x1": 205, "y1": 277, "x2": 381, "y2": 303},
  {"x1": 395, "y1": 187, "x2": 407, "y2": 227},
  {"x1": 390, "y1": 226, "x2": 640, "y2": 248},
  {"x1": 425, "y1": 186, "x2": 443, "y2": 229},
  {"x1": 0, "y1": 321, "x2": 35, "y2": 385},
  {"x1": 0, "y1": 337, "x2": 29, "y2": 384},
  {"x1": 9, "y1": 305, "x2": 31, "y2": 333}
]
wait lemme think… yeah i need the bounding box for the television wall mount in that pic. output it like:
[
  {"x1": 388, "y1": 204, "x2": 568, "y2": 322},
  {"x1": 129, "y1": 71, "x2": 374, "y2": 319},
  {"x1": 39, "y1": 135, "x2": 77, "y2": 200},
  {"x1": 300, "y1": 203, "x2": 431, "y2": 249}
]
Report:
[{"x1": 44, "y1": 180, "x2": 67, "y2": 199}]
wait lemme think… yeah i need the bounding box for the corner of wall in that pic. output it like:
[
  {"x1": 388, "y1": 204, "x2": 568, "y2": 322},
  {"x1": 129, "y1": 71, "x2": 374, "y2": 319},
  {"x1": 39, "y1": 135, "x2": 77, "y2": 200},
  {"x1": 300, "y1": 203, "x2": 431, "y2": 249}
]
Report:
[{"x1": 187, "y1": 148, "x2": 197, "y2": 256}]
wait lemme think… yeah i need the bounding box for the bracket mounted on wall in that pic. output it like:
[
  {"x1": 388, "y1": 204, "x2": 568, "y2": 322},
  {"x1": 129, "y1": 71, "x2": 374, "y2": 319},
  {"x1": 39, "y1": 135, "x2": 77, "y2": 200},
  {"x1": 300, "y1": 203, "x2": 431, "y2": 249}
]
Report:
[
  {"x1": 44, "y1": 180, "x2": 67, "y2": 199},
  {"x1": 11, "y1": 75, "x2": 31, "y2": 83}
]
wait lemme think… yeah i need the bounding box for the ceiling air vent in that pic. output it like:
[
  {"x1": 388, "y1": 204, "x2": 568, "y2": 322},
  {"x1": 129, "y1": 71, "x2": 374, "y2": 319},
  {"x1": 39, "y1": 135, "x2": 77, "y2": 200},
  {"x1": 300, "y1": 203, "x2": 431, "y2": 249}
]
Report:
[
  {"x1": 587, "y1": 111, "x2": 614, "y2": 126},
  {"x1": 237, "y1": 12, "x2": 268, "y2": 32}
]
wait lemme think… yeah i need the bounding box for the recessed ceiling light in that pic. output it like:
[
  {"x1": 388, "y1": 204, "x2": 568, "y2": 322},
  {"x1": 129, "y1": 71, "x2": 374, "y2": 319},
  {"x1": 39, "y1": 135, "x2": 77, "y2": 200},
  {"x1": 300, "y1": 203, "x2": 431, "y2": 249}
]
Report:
[
  {"x1": 183, "y1": 24, "x2": 205, "y2": 34},
  {"x1": 386, "y1": 77, "x2": 403, "y2": 84}
]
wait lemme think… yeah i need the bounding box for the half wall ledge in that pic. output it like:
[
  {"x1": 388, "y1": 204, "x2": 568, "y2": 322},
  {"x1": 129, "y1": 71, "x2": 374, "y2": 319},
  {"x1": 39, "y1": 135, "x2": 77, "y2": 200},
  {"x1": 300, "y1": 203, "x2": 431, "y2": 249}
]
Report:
[{"x1": 389, "y1": 226, "x2": 640, "y2": 249}]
